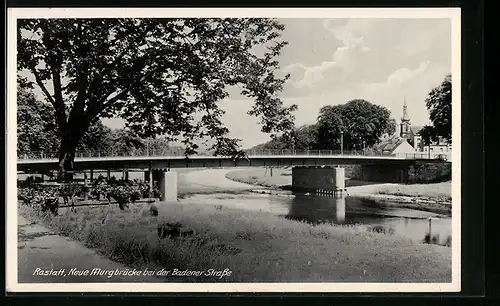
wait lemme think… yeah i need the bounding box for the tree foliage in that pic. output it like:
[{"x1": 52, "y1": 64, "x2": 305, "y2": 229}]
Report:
[
  {"x1": 420, "y1": 74, "x2": 452, "y2": 144},
  {"x1": 17, "y1": 86, "x2": 60, "y2": 155},
  {"x1": 250, "y1": 100, "x2": 396, "y2": 152},
  {"x1": 18, "y1": 18, "x2": 296, "y2": 178},
  {"x1": 76, "y1": 120, "x2": 114, "y2": 153},
  {"x1": 316, "y1": 99, "x2": 394, "y2": 150},
  {"x1": 249, "y1": 124, "x2": 320, "y2": 152},
  {"x1": 17, "y1": 87, "x2": 174, "y2": 157},
  {"x1": 291, "y1": 124, "x2": 319, "y2": 150},
  {"x1": 17, "y1": 86, "x2": 112, "y2": 156}
]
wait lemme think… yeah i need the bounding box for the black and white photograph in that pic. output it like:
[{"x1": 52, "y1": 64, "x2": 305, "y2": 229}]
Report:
[{"x1": 6, "y1": 8, "x2": 461, "y2": 292}]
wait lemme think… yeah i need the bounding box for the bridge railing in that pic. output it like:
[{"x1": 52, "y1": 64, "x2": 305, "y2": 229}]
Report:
[
  {"x1": 17, "y1": 148, "x2": 212, "y2": 160},
  {"x1": 242, "y1": 149, "x2": 368, "y2": 156},
  {"x1": 17, "y1": 148, "x2": 450, "y2": 161}
]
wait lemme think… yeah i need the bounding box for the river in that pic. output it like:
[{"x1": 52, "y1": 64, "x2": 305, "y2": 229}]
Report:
[
  {"x1": 176, "y1": 169, "x2": 452, "y2": 246},
  {"x1": 20, "y1": 168, "x2": 452, "y2": 245}
]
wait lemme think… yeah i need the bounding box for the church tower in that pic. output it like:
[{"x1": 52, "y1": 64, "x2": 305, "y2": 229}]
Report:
[{"x1": 400, "y1": 98, "x2": 411, "y2": 139}]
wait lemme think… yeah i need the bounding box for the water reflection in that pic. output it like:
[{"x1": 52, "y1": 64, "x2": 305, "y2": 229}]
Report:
[
  {"x1": 182, "y1": 191, "x2": 452, "y2": 245},
  {"x1": 287, "y1": 194, "x2": 346, "y2": 223},
  {"x1": 286, "y1": 194, "x2": 451, "y2": 245}
]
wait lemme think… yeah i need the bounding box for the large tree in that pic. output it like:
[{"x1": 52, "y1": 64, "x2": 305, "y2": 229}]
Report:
[
  {"x1": 420, "y1": 74, "x2": 452, "y2": 145},
  {"x1": 18, "y1": 18, "x2": 297, "y2": 180},
  {"x1": 316, "y1": 99, "x2": 394, "y2": 151}
]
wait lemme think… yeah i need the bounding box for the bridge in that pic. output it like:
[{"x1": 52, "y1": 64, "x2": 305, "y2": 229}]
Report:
[
  {"x1": 16, "y1": 149, "x2": 450, "y2": 202},
  {"x1": 17, "y1": 149, "x2": 449, "y2": 173}
]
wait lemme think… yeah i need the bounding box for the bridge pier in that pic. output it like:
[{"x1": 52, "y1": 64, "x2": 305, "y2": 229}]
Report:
[
  {"x1": 292, "y1": 166, "x2": 347, "y2": 196},
  {"x1": 160, "y1": 171, "x2": 178, "y2": 202},
  {"x1": 144, "y1": 170, "x2": 154, "y2": 197}
]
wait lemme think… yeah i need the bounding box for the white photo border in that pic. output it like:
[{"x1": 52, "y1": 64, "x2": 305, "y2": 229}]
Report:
[{"x1": 6, "y1": 7, "x2": 462, "y2": 293}]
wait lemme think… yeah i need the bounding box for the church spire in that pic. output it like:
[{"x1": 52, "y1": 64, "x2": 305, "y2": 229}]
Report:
[
  {"x1": 400, "y1": 97, "x2": 411, "y2": 139},
  {"x1": 401, "y1": 96, "x2": 410, "y2": 122}
]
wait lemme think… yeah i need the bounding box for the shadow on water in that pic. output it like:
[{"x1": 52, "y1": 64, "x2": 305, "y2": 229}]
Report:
[{"x1": 285, "y1": 194, "x2": 452, "y2": 246}]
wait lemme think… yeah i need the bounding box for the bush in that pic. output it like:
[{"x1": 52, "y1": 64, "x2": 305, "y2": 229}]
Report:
[
  {"x1": 108, "y1": 184, "x2": 143, "y2": 210},
  {"x1": 59, "y1": 182, "x2": 84, "y2": 205},
  {"x1": 31, "y1": 187, "x2": 59, "y2": 215},
  {"x1": 18, "y1": 185, "x2": 38, "y2": 204},
  {"x1": 19, "y1": 175, "x2": 162, "y2": 213}
]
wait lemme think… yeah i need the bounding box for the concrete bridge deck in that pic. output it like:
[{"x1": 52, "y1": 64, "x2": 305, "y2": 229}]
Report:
[{"x1": 17, "y1": 154, "x2": 449, "y2": 173}]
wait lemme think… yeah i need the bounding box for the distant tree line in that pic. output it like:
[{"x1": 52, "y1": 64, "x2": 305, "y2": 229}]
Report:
[{"x1": 249, "y1": 99, "x2": 396, "y2": 152}]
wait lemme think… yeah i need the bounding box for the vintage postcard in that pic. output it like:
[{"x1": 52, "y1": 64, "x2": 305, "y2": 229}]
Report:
[{"x1": 6, "y1": 7, "x2": 461, "y2": 292}]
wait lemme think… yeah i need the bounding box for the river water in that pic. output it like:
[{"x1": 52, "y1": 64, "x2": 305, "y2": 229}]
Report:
[
  {"x1": 175, "y1": 168, "x2": 452, "y2": 246},
  {"x1": 19, "y1": 168, "x2": 452, "y2": 245},
  {"x1": 182, "y1": 192, "x2": 451, "y2": 245}
]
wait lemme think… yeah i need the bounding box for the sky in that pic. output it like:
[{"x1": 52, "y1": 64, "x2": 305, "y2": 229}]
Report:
[
  {"x1": 21, "y1": 17, "x2": 452, "y2": 149},
  {"x1": 104, "y1": 18, "x2": 452, "y2": 148}
]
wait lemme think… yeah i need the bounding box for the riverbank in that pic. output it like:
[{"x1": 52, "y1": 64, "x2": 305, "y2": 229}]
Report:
[
  {"x1": 19, "y1": 200, "x2": 451, "y2": 283},
  {"x1": 17, "y1": 214, "x2": 164, "y2": 283},
  {"x1": 225, "y1": 168, "x2": 452, "y2": 215}
]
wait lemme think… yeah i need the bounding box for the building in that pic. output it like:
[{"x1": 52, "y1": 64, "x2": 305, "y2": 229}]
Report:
[
  {"x1": 373, "y1": 134, "x2": 416, "y2": 156},
  {"x1": 398, "y1": 98, "x2": 451, "y2": 159}
]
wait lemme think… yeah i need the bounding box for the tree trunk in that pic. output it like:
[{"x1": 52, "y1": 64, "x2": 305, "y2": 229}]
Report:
[{"x1": 57, "y1": 136, "x2": 79, "y2": 182}]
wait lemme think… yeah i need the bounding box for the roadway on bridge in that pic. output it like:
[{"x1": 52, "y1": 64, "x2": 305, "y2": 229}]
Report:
[{"x1": 17, "y1": 154, "x2": 434, "y2": 174}]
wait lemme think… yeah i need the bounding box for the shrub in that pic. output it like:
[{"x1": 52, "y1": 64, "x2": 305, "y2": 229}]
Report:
[
  {"x1": 59, "y1": 182, "x2": 84, "y2": 205},
  {"x1": 31, "y1": 187, "x2": 59, "y2": 215},
  {"x1": 19, "y1": 175, "x2": 162, "y2": 212},
  {"x1": 18, "y1": 185, "x2": 38, "y2": 204},
  {"x1": 108, "y1": 184, "x2": 143, "y2": 210}
]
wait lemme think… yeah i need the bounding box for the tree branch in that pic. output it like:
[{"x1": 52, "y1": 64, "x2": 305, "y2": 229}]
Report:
[
  {"x1": 50, "y1": 68, "x2": 69, "y2": 131},
  {"x1": 32, "y1": 69, "x2": 67, "y2": 131},
  {"x1": 32, "y1": 69, "x2": 55, "y2": 105}
]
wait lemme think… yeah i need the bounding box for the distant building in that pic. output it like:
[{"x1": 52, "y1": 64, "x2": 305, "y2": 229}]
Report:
[
  {"x1": 373, "y1": 135, "x2": 416, "y2": 156},
  {"x1": 398, "y1": 98, "x2": 451, "y2": 159}
]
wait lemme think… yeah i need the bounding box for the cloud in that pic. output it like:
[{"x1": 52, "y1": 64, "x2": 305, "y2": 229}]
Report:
[
  {"x1": 282, "y1": 18, "x2": 450, "y2": 97},
  {"x1": 386, "y1": 61, "x2": 431, "y2": 86},
  {"x1": 284, "y1": 61, "x2": 341, "y2": 89}
]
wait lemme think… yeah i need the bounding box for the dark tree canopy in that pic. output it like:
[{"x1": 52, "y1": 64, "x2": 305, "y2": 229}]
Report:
[
  {"x1": 17, "y1": 86, "x2": 178, "y2": 158},
  {"x1": 250, "y1": 100, "x2": 395, "y2": 152},
  {"x1": 316, "y1": 99, "x2": 394, "y2": 150},
  {"x1": 291, "y1": 124, "x2": 319, "y2": 150},
  {"x1": 249, "y1": 124, "x2": 319, "y2": 152},
  {"x1": 385, "y1": 118, "x2": 397, "y2": 136},
  {"x1": 420, "y1": 74, "x2": 452, "y2": 144},
  {"x1": 17, "y1": 86, "x2": 60, "y2": 156},
  {"x1": 17, "y1": 86, "x2": 113, "y2": 157},
  {"x1": 18, "y1": 18, "x2": 296, "y2": 178}
]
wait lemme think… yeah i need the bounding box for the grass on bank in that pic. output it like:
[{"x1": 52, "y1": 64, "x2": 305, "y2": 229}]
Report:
[
  {"x1": 225, "y1": 168, "x2": 292, "y2": 189},
  {"x1": 376, "y1": 182, "x2": 452, "y2": 202},
  {"x1": 225, "y1": 168, "x2": 451, "y2": 201},
  {"x1": 20, "y1": 201, "x2": 451, "y2": 283}
]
